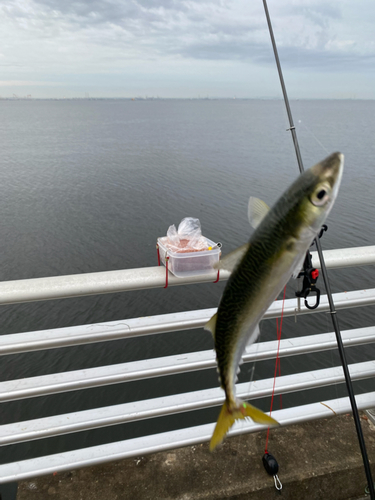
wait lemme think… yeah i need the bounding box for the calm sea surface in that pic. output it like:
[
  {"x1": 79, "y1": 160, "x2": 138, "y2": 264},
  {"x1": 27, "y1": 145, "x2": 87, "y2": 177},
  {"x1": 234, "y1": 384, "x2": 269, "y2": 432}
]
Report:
[{"x1": 0, "y1": 99, "x2": 374, "y2": 463}]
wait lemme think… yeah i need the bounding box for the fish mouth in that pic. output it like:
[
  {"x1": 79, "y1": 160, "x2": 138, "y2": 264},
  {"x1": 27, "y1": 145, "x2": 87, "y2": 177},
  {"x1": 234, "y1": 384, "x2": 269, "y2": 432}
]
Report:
[{"x1": 316, "y1": 152, "x2": 344, "y2": 192}]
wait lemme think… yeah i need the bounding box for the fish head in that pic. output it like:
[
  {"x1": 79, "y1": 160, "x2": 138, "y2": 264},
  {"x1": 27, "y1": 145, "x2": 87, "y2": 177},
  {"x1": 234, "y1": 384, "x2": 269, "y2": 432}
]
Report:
[{"x1": 291, "y1": 152, "x2": 344, "y2": 235}]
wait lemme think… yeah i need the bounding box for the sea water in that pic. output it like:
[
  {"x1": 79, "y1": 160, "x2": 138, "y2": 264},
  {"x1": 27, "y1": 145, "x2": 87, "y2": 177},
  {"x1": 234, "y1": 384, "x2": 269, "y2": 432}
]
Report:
[{"x1": 0, "y1": 98, "x2": 374, "y2": 463}]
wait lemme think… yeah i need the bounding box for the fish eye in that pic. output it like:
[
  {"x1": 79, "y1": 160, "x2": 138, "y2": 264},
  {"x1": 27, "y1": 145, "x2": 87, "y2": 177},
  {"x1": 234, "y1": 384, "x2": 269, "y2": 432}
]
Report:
[{"x1": 310, "y1": 184, "x2": 331, "y2": 207}]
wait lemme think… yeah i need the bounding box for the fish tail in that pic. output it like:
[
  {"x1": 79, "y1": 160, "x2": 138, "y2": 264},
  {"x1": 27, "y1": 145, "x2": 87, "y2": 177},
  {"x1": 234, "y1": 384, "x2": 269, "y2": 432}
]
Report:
[{"x1": 209, "y1": 400, "x2": 279, "y2": 451}]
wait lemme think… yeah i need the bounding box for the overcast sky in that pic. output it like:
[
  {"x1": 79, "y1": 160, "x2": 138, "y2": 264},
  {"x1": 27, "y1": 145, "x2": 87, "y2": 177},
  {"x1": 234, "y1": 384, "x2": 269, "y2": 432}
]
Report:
[{"x1": 1, "y1": 0, "x2": 374, "y2": 99}]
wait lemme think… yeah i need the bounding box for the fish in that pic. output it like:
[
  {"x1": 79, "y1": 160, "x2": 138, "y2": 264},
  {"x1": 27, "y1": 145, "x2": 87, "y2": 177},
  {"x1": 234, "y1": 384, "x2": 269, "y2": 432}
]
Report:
[{"x1": 206, "y1": 152, "x2": 344, "y2": 451}]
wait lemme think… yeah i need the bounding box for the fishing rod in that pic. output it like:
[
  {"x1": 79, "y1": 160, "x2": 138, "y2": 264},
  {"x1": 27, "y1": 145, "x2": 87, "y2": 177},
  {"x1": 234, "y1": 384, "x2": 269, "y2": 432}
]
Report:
[{"x1": 262, "y1": 1, "x2": 375, "y2": 498}]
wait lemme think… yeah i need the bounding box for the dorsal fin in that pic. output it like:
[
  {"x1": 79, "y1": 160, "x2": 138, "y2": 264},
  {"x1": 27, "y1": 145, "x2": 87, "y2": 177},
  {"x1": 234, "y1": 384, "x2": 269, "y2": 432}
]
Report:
[
  {"x1": 214, "y1": 243, "x2": 250, "y2": 272},
  {"x1": 248, "y1": 197, "x2": 270, "y2": 229}
]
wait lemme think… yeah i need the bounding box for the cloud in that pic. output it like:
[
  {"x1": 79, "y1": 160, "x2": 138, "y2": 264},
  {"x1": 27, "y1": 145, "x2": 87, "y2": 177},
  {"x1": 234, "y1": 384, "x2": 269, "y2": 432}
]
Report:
[
  {"x1": 2, "y1": 0, "x2": 373, "y2": 64},
  {"x1": 0, "y1": 0, "x2": 374, "y2": 97}
]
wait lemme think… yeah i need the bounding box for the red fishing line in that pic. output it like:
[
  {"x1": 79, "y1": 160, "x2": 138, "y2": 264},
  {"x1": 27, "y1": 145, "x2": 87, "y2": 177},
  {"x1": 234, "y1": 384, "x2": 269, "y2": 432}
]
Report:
[
  {"x1": 164, "y1": 256, "x2": 169, "y2": 288},
  {"x1": 265, "y1": 285, "x2": 286, "y2": 454},
  {"x1": 156, "y1": 243, "x2": 161, "y2": 266}
]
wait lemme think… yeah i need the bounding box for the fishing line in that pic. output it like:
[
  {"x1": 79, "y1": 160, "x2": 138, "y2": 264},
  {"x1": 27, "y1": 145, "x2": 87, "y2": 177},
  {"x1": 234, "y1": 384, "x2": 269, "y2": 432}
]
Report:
[
  {"x1": 262, "y1": 1, "x2": 375, "y2": 497},
  {"x1": 297, "y1": 120, "x2": 330, "y2": 155},
  {"x1": 245, "y1": 324, "x2": 261, "y2": 412}
]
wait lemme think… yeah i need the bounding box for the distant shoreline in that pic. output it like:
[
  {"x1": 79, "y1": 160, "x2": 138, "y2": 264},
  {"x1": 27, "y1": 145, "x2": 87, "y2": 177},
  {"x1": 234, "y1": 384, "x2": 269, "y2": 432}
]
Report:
[{"x1": 0, "y1": 97, "x2": 369, "y2": 101}]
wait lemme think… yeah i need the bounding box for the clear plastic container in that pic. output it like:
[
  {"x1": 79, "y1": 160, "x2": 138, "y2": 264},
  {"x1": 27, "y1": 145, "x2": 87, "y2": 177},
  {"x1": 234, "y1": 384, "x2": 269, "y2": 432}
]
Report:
[{"x1": 157, "y1": 237, "x2": 221, "y2": 277}]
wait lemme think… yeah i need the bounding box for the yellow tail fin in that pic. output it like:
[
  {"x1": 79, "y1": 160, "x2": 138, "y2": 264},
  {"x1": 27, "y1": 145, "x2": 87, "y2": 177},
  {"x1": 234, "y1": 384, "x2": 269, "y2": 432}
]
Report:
[{"x1": 210, "y1": 400, "x2": 279, "y2": 451}]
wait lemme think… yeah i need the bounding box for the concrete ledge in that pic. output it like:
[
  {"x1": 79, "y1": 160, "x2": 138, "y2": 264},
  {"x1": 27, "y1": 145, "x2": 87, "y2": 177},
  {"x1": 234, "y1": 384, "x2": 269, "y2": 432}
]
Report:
[{"x1": 17, "y1": 413, "x2": 375, "y2": 500}]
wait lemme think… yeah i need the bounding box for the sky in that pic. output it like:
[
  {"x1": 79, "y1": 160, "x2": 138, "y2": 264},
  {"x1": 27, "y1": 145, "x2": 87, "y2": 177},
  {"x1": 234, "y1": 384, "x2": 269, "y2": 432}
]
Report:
[{"x1": 1, "y1": 0, "x2": 374, "y2": 99}]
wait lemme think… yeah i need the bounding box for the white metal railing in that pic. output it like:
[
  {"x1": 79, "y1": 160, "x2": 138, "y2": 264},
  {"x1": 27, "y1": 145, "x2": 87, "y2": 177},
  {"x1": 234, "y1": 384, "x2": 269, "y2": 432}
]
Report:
[
  {"x1": 1, "y1": 391, "x2": 374, "y2": 486},
  {"x1": 1, "y1": 323, "x2": 375, "y2": 403},
  {"x1": 1, "y1": 357, "x2": 374, "y2": 447},
  {"x1": 0, "y1": 246, "x2": 374, "y2": 305},
  {"x1": 0, "y1": 246, "x2": 374, "y2": 483},
  {"x1": 0, "y1": 288, "x2": 375, "y2": 355}
]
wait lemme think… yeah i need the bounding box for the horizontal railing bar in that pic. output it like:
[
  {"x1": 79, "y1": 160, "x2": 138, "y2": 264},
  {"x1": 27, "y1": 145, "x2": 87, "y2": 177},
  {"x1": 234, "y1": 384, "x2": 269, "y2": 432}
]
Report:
[
  {"x1": 0, "y1": 246, "x2": 373, "y2": 305},
  {"x1": 273, "y1": 288, "x2": 375, "y2": 318},
  {"x1": 0, "y1": 309, "x2": 216, "y2": 355},
  {"x1": 244, "y1": 326, "x2": 375, "y2": 362},
  {"x1": 1, "y1": 288, "x2": 375, "y2": 355},
  {"x1": 0, "y1": 360, "x2": 374, "y2": 446},
  {"x1": 311, "y1": 245, "x2": 375, "y2": 270},
  {"x1": 0, "y1": 327, "x2": 374, "y2": 403},
  {"x1": 0, "y1": 391, "x2": 374, "y2": 483},
  {"x1": 0, "y1": 267, "x2": 228, "y2": 306}
]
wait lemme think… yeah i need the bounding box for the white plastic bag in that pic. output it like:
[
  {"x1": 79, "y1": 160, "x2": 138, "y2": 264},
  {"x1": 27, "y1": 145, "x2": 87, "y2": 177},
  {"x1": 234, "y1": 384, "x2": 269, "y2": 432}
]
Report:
[{"x1": 162, "y1": 217, "x2": 209, "y2": 253}]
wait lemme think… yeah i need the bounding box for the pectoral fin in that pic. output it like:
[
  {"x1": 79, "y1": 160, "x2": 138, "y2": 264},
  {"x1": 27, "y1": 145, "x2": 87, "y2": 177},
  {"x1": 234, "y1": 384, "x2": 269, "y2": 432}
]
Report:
[{"x1": 214, "y1": 243, "x2": 250, "y2": 272}]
